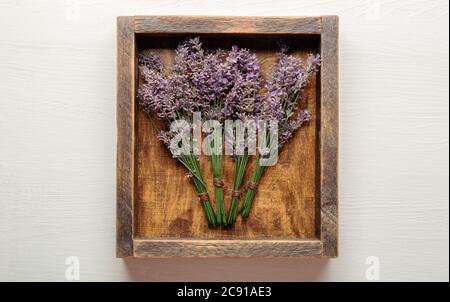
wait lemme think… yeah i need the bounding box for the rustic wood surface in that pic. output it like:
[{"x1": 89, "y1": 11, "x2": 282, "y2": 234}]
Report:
[
  {"x1": 319, "y1": 15, "x2": 339, "y2": 257},
  {"x1": 134, "y1": 238, "x2": 323, "y2": 258},
  {"x1": 135, "y1": 35, "x2": 321, "y2": 240},
  {"x1": 134, "y1": 16, "x2": 322, "y2": 34},
  {"x1": 116, "y1": 16, "x2": 339, "y2": 257},
  {"x1": 116, "y1": 16, "x2": 135, "y2": 257}
]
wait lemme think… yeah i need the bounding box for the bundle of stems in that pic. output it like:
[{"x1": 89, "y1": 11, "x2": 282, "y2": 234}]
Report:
[
  {"x1": 239, "y1": 155, "x2": 265, "y2": 219},
  {"x1": 227, "y1": 152, "x2": 249, "y2": 224},
  {"x1": 238, "y1": 52, "x2": 321, "y2": 219},
  {"x1": 210, "y1": 133, "x2": 226, "y2": 225},
  {"x1": 179, "y1": 153, "x2": 217, "y2": 226},
  {"x1": 144, "y1": 112, "x2": 218, "y2": 226},
  {"x1": 202, "y1": 45, "x2": 261, "y2": 226},
  {"x1": 137, "y1": 44, "x2": 219, "y2": 227}
]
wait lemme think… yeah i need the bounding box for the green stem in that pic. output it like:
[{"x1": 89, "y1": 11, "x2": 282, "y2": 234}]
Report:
[
  {"x1": 182, "y1": 154, "x2": 217, "y2": 227},
  {"x1": 209, "y1": 121, "x2": 226, "y2": 226},
  {"x1": 227, "y1": 153, "x2": 249, "y2": 225},
  {"x1": 239, "y1": 156, "x2": 267, "y2": 219},
  {"x1": 211, "y1": 153, "x2": 226, "y2": 226}
]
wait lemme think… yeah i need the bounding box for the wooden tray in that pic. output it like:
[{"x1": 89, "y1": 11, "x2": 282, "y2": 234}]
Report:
[{"x1": 116, "y1": 16, "x2": 338, "y2": 258}]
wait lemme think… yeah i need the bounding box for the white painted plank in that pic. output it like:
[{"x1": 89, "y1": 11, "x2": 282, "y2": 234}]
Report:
[{"x1": 0, "y1": 0, "x2": 448, "y2": 281}]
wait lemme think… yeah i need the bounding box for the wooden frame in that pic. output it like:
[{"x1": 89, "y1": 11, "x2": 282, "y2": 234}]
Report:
[{"x1": 117, "y1": 16, "x2": 338, "y2": 258}]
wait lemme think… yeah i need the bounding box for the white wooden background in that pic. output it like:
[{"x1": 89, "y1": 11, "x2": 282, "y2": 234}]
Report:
[{"x1": 0, "y1": 0, "x2": 448, "y2": 282}]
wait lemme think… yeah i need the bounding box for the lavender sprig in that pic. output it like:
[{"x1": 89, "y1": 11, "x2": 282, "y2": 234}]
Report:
[
  {"x1": 197, "y1": 45, "x2": 262, "y2": 226},
  {"x1": 183, "y1": 47, "x2": 228, "y2": 226},
  {"x1": 221, "y1": 46, "x2": 262, "y2": 225},
  {"x1": 138, "y1": 44, "x2": 217, "y2": 227},
  {"x1": 239, "y1": 52, "x2": 321, "y2": 219}
]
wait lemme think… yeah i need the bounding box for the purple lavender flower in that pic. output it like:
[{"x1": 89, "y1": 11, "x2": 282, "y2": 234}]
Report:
[
  {"x1": 257, "y1": 51, "x2": 320, "y2": 148},
  {"x1": 137, "y1": 38, "x2": 220, "y2": 226},
  {"x1": 192, "y1": 50, "x2": 229, "y2": 115},
  {"x1": 222, "y1": 46, "x2": 262, "y2": 121},
  {"x1": 157, "y1": 130, "x2": 172, "y2": 146},
  {"x1": 138, "y1": 52, "x2": 163, "y2": 74},
  {"x1": 173, "y1": 37, "x2": 205, "y2": 77},
  {"x1": 138, "y1": 39, "x2": 319, "y2": 156}
]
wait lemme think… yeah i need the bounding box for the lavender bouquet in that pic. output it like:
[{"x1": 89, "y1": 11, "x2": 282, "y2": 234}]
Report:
[
  {"x1": 137, "y1": 38, "x2": 262, "y2": 227},
  {"x1": 194, "y1": 49, "x2": 231, "y2": 226},
  {"x1": 137, "y1": 39, "x2": 217, "y2": 226},
  {"x1": 138, "y1": 36, "x2": 320, "y2": 227},
  {"x1": 190, "y1": 44, "x2": 262, "y2": 226},
  {"x1": 238, "y1": 51, "x2": 321, "y2": 219},
  {"x1": 221, "y1": 46, "x2": 262, "y2": 225}
]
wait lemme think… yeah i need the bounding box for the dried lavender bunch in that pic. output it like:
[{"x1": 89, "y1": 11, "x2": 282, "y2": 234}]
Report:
[
  {"x1": 137, "y1": 40, "x2": 217, "y2": 227},
  {"x1": 178, "y1": 46, "x2": 229, "y2": 226},
  {"x1": 195, "y1": 48, "x2": 235, "y2": 226},
  {"x1": 195, "y1": 45, "x2": 262, "y2": 226},
  {"x1": 239, "y1": 51, "x2": 321, "y2": 219},
  {"x1": 221, "y1": 46, "x2": 262, "y2": 225}
]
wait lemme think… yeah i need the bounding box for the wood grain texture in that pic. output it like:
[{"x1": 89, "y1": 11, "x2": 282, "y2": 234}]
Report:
[
  {"x1": 134, "y1": 35, "x2": 320, "y2": 242},
  {"x1": 116, "y1": 16, "x2": 135, "y2": 258},
  {"x1": 319, "y1": 15, "x2": 339, "y2": 257},
  {"x1": 134, "y1": 239, "x2": 322, "y2": 257},
  {"x1": 134, "y1": 16, "x2": 322, "y2": 34}
]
